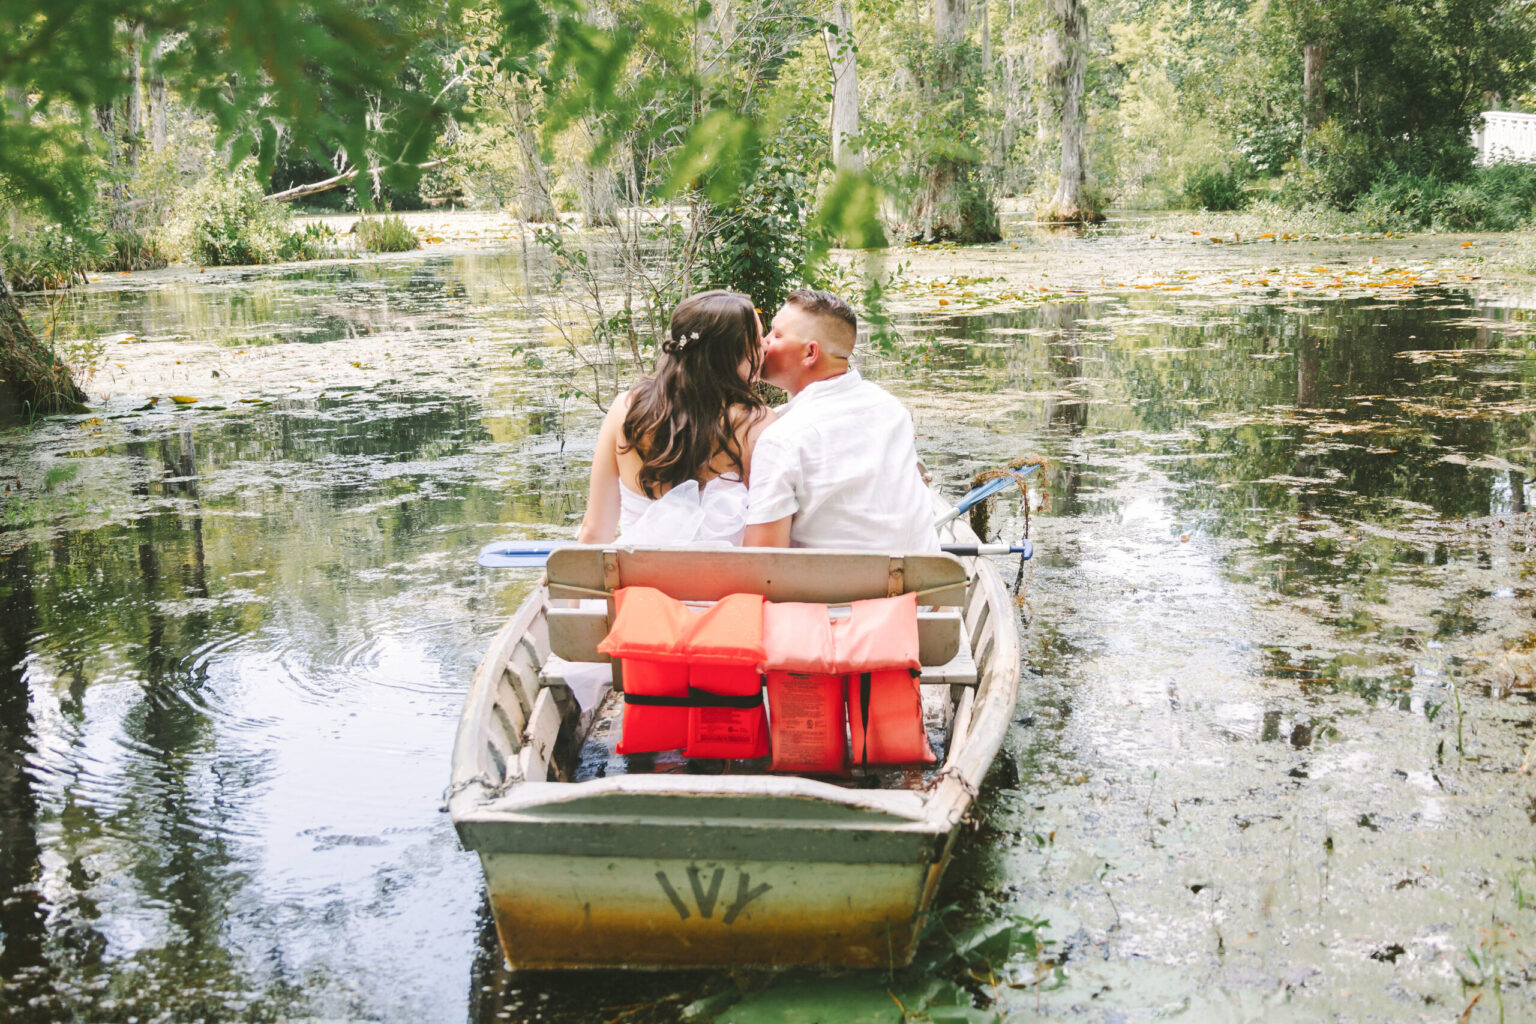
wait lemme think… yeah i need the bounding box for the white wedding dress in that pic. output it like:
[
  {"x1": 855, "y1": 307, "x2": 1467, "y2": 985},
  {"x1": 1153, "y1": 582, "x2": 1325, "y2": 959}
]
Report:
[
  {"x1": 617, "y1": 476, "x2": 749, "y2": 546},
  {"x1": 555, "y1": 476, "x2": 748, "y2": 714}
]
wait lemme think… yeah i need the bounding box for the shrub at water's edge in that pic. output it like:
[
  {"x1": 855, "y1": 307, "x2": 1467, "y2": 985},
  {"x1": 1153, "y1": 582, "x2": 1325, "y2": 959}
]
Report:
[
  {"x1": 354, "y1": 214, "x2": 419, "y2": 253},
  {"x1": 161, "y1": 169, "x2": 342, "y2": 267},
  {"x1": 1352, "y1": 163, "x2": 1536, "y2": 233},
  {"x1": 1180, "y1": 166, "x2": 1248, "y2": 213},
  {"x1": 1, "y1": 227, "x2": 168, "y2": 292}
]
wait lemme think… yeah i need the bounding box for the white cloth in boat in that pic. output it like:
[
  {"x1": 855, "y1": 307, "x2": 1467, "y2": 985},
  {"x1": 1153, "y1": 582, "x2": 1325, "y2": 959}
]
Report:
[
  {"x1": 745, "y1": 369, "x2": 940, "y2": 551},
  {"x1": 618, "y1": 476, "x2": 749, "y2": 546}
]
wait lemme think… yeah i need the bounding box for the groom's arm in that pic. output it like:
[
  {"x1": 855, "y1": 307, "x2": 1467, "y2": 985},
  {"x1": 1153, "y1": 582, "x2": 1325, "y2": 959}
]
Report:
[
  {"x1": 744, "y1": 517, "x2": 792, "y2": 547},
  {"x1": 743, "y1": 426, "x2": 797, "y2": 547}
]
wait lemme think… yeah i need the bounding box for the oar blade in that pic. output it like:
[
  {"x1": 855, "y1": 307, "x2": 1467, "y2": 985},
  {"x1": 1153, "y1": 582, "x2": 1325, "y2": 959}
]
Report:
[
  {"x1": 939, "y1": 464, "x2": 1043, "y2": 525},
  {"x1": 478, "y1": 540, "x2": 568, "y2": 569}
]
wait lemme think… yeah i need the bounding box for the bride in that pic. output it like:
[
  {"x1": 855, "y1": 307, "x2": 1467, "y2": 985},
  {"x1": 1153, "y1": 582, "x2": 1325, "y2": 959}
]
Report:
[{"x1": 576, "y1": 290, "x2": 776, "y2": 546}]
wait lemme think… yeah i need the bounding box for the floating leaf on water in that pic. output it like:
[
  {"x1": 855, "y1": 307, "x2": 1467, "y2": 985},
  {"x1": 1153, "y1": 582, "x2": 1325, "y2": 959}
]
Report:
[{"x1": 169, "y1": 395, "x2": 197, "y2": 404}]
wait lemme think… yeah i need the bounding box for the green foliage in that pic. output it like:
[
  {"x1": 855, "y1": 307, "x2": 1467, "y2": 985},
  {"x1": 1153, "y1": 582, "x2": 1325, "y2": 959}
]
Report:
[
  {"x1": 278, "y1": 222, "x2": 342, "y2": 261},
  {"x1": 1250, "y1": 0, "x2": 1536, "y2": 204},
  {"x1": 1279, "y1": 122, "x2": 1380, "y2": 208},
  {"x1": 173, "y1": 172, "x2": 294, "y2": 266},
  {"x1": 164, "y1": 169, "x2": 337, "y2": 266},
  {"x1": 1, "y1": 226, "x2": 98, "y2": 291},
  {"x1": 3, "y1": 226, "x2": 165, "y2": 291},
  {"x1": 98, "y1": 230, "x2": 169, "y2": 273},
  {"x1": 354, "y1": 214, "x2": 419, "y2": 253},
  {"x1": 1181, "y1": 165, "x2": 1248, "y2": 211},
  {"x1": 0, "y1": 1, "x2": 460, "y2": 222},
  {"x1": 1353, "y1": 163, "x2": 1536, "y2": 232}
]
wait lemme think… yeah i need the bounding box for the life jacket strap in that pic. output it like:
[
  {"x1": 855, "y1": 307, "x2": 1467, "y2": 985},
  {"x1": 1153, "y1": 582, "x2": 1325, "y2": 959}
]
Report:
[{"x1": 858, "y1": 671, "x2": 872, "y2": 766}]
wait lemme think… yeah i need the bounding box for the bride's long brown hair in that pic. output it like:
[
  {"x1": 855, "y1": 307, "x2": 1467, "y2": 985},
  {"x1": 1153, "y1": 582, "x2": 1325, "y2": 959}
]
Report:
[{"x1": 622, "y1": 290, "x2": 766, "y2": 499}]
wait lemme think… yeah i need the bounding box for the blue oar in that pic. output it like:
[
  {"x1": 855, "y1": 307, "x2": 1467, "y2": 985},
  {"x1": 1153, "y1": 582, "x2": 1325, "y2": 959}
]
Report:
[
  {"x1": 477, "y1": 538, "x2": 1034, "y2": 568},
  {"x1": 934, "y1": 463, "x2": 1041, "y2": 527}
]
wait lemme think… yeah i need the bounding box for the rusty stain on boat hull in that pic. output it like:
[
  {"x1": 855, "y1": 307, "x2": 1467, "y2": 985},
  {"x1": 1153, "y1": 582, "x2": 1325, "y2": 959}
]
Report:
[{"x1": 481, "y1": 852, "x2": 930, "y2": 969}]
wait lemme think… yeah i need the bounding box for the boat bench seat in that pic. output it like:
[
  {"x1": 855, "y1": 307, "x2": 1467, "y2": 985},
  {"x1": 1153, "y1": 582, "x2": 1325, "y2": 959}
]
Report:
[{"x1": 539, "y1": 545, "x2": 979, "y2": 687}]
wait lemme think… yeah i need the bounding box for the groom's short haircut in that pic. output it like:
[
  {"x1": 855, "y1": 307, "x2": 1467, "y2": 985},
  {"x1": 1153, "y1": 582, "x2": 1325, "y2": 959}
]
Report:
[{"x1": 786, "y1": 288, "x2": 857, "y2": 356}]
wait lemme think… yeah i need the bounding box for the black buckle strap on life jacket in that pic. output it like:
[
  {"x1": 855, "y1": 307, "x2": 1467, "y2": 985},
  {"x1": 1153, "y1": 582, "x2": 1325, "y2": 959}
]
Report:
[
  {"x1": 621, "y1": 689, "x2": 764, "y2": 709},
  {"x1": 621, "y1": 693, "x2": 699, "y2": 707},
  {"x1": 858, "y1": 671, "x2": 872, "y2": 766},
  {"x1": 687, "y1": 686, "x2": 764, "y2": 709}
]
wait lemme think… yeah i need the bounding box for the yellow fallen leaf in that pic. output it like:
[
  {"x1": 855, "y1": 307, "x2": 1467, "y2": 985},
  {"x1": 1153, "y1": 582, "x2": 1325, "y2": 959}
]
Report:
[{"x1": 170, "y1": 395, "x2": 197, "y2": 404}]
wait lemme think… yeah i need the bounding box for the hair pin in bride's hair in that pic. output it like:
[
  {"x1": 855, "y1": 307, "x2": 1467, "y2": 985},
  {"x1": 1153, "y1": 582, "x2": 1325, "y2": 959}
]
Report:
[{"x1": 670, "y1": 330, "x2": 701, "y2": 352}]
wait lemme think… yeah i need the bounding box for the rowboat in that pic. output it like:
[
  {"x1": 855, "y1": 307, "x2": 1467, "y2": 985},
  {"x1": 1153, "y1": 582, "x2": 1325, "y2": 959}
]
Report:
[{"x1": 448, "y1": 503, "x2": 1022, "y2": 970}]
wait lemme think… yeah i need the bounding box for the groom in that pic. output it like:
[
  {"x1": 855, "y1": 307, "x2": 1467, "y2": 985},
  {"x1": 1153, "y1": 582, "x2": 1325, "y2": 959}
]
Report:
[{"x1": 743, "y1": 289, "x2": 939, "y2": 551}]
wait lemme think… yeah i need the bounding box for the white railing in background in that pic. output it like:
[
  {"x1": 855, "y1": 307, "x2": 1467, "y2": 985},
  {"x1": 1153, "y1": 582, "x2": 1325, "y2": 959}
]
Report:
[{"x1": 1476, "y1": 111, "x2": 1536, "y2": 165}]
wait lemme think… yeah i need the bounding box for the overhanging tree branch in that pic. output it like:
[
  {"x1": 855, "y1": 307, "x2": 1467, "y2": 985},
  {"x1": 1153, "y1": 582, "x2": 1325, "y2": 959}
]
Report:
[{"x1": 262, "y1": 157, "x2": 448, "y2": 203}]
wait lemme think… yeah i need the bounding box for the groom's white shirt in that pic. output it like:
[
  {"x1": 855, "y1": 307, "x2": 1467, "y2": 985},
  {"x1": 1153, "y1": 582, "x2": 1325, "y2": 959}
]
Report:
[{"x1": 745, "y1": 369, "x2": 939, "y2": 551}]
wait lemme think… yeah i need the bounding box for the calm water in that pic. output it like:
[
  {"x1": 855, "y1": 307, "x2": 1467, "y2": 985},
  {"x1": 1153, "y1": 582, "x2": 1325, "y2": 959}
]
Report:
[{"x1": 4, "y1": 246, "x2": 1536, "y2": 1022}]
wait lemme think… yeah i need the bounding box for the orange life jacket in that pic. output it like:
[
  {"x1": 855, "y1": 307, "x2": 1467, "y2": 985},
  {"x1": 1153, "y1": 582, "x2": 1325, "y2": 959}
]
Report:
[
  {"x1": 765, "y1": 671, "x2": 848, "y2": 774},
  {"x1": 762, "y1": 601, "x2": 839, "y2": 674},
  {"x1": 830, "y1": 591, "x2": 921, "y2": 671},
  {"x1": 597, "y1": 588, "x2": 768, "y2": 758},
  {"x1": 682, "y1": 594, "x2": 768, "y2": 759},
  {"x1": 847, "y1": 668, "x2": 936, "y2": 766},
  {"x1": 763, "y1": 602, "x2": 842, "y2": 772},
  {"x1": 834, "y1": 591, "x2": 931, "y2": 766},
  {"x1": 598, "y1": 587, "x2": 692, "y2": 754}
]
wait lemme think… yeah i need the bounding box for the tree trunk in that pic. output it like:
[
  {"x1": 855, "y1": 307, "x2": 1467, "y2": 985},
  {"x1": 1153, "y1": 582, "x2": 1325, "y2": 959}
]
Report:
[
  {"x1": 0, "y1": 277, "x2": 89, "y2": 420},
  {"x1": 94, "y1": 103, "x2": 132, "y2": 233},
  {"x1": 148, "y1": 34, "x2": 173, "y2": 153},
  {"x1": 825, "y1": 2, "x2": 862, "y2": 172},
  {"x1": 980, "y1": 0, "x2": 991, "y2": 72},
  {"x1": 574, "y1": 121, "x2": 619, "y2": 228},
  {"x1": 125, "y1": 23, "x2": 144, "y2": 172},
  {"x1": 907, "y1": 0, "x2": 1000, "y2": 241},
  {"x1": 1044, "y1": 0, "x2": 1097, "y2": 222},
  {"x1": 1303, "y1": 42, "x2": 1326, "y2": 129},
  {"x1": 511, "y1": 88, "x2": 558, "y2": 223}
]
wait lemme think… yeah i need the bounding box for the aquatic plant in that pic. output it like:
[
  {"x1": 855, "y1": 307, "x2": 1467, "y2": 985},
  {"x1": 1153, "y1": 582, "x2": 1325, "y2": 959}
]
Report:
[
  {"x1": 97, "y1": 230, "x2": 169, "y2": 273},
  {"x1": 354, "y1": 214, "x2": 419, "y2": 253},
  {"x1": 278, "y1": 222, "x2": 341, "y2": 261}
]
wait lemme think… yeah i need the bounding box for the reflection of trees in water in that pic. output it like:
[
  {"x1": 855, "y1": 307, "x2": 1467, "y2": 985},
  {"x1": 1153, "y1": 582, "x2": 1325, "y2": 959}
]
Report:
[
  {"x1": 1039, "y1": 302, "x2": 1089, "y2": 516},
  {"x1": 0, "y1": 427, "x2": 286, "y2": 1019},
  {"x1": 0, "y1": 547, "x2": 60, "y2": 1018},
  {"x1": 1114, "y1": 297, "x2": 1522, "y2": 522}
]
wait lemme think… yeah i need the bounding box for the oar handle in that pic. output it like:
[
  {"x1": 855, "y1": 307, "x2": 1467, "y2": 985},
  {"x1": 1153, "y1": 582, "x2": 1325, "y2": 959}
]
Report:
[{"x1": 940, "y1": 541, "x2": 1033, "y2": 559}]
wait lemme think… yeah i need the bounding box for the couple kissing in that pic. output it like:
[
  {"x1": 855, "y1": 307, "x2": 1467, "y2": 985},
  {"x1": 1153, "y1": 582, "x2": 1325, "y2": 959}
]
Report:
[{"x1": 576, "y1": 288, "x2": 938, "y2": 553}]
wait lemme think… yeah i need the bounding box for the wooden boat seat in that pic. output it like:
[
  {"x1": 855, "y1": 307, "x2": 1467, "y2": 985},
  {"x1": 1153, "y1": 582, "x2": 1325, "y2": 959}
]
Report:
[
  {"x1": 539, "y1": 545, "x2": 978, "y2": 687},
  {"x1": 544, "y1": 545, "x2": 969, "y2": 605}
]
